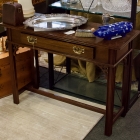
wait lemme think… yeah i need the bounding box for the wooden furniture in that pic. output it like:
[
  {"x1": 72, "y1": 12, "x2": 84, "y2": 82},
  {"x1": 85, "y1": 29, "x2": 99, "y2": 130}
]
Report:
[
  {"x1": 0, "y1": 47, "x2": 32, "y2": 98},
  {"x1": 1, "y1": 22, "x2": 139, "y2": 136},
  {"x1": 50, "y1": 1, "x2": 140, "y2": 105}
]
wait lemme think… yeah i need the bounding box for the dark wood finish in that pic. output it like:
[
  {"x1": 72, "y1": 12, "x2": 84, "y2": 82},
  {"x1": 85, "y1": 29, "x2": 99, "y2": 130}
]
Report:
[
  {"x1": 105, "y1": 50, "x2": 116, "y2": 135},
  {"x1": 48, "y1": 53, "x2": 54, "y2": 89},
  {"x1": 1, "y1": 22, "x2": 139, "y2": 136},
  {"x1": 8, "y1": 28, "x2": 19, "y2": 104},
  {"x1": 30, "y1": 49, "x2": 40, "y2": 89},
  {"x1": 121, "y1": 42, "x2": 133, "y2": 116},
  {"x1": 66, "y1": 57, "x2": 71, "y2": 73},
  {"x1": 0, "y1": 48, "x2": 32, "y2": 98}
]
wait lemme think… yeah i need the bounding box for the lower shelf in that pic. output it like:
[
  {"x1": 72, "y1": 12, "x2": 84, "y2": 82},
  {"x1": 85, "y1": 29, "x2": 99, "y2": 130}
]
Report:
[{"x1": 54, "y1": 74, "x2": 139, "y2": 107}]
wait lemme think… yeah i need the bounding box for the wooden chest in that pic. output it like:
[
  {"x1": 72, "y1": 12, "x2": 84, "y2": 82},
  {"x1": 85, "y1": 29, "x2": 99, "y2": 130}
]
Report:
[{"x1": 0, "y1": 47, "x2": 32, "y2": 98}]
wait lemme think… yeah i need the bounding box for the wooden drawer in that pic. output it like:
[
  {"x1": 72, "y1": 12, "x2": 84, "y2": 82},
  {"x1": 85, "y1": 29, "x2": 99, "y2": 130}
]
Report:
[
  {"x1": 20, "y1": 33, "x2": 94, "y2": 60},
  {"x1": 0, "y1": 47, "x2": 31, "y2": 67},
  {"x1": 0, "y1": 59, "x2": 32, "y2": 96},
  {"x1": 0, "y1": 56, "x2": 10, "y2": 67},
  {"x1": 0, "y1": 49, "x2": 32, "y2": 98},
  {"x1": 16, "y1": 50, "x2": 31, "y2": 62}
]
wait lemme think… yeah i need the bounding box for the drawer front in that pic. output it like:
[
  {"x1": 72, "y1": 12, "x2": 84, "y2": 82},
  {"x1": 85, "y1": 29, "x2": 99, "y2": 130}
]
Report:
[
  {"x1": 0, "y1": 59, "x2": 31, "y2": 82},
  {"x1": 0, "y1": 65, "x2": 11, "y2": 83},
  {"x1": 20, "y1": 33, "x2": 94, "y2": 60},
  {"x1": 16, "y1": 50, "x2": 31, "y2": 62},
  {"x1": 0, "y1": 80, "x2": 12, "y2": 98},
  {"x1": 0, "y1": 57, "x2": 10, "y2": 67},
  {"x1": 0, "y1": 50, "x2": 31, "y2": 67},
  {"x1": 0, "y1": 55, "x2": 32, "y2": 98}
]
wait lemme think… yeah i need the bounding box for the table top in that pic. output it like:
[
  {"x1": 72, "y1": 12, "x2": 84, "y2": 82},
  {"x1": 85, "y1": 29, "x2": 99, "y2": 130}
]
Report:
[{"x1": 1, "y1": 22, "x2": 139, "y2": 51}]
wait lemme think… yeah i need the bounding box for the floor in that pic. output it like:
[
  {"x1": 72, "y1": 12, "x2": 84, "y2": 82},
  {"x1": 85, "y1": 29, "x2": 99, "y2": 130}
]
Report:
[{"x1": 39, "y1": 66, "x2": 140, "y2": 140}]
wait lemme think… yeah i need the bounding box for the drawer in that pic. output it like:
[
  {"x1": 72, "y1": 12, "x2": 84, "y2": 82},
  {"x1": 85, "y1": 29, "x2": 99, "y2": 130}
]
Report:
[
  {"x1": 0, "y1": 80, "x2": 12, "y2": 98},
  {"x1": 0, "y1": 59, "x2": 31, "y2": 82},
  {"x1": 20, "y1": 33, "x2": 94, "y2": 60},
  {"x1": 0, "y1": 49, "x2": 31, "y2": 67},
  {"x1": 0, "y1": 56, "x2": 10, "y2": 67},
  {"x1": 0, "y1": 65, "x2": 11, "y2": 83},
  {"x1": 16, "y1": 59, "x2": 32, "y2": 75},
  {"x1": 16, "y1": 50, "x2": 31, "y2": 62},
  {"x1": 0, "y1": 74, "x2": 31, "y2": 98}
]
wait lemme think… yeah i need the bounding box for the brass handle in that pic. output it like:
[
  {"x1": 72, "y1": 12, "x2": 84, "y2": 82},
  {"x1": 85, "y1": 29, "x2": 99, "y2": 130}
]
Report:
[
  {"x1": 73, "y1": 46, "x2": 84, "y2": 55},
  {"x1": 27, "y1": 36, "x2": 37, "y2": 44}
]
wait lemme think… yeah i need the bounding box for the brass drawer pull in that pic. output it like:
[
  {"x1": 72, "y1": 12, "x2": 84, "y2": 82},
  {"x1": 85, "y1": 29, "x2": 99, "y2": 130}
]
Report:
[
  {"x1": 27, "y1": 36, "x2": 37, "y2": 44},
  {"x1": 73, "y1": 46, "x2": 84, "y2": 55},
  {"x1": 27, "y1": 36, "x2": 37, "y2": 68}
]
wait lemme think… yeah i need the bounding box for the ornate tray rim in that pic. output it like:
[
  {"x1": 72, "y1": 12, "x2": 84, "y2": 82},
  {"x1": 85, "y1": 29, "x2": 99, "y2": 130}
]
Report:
[{"x1": 23, "y1": 14, "x2": 88, "y2": 31}]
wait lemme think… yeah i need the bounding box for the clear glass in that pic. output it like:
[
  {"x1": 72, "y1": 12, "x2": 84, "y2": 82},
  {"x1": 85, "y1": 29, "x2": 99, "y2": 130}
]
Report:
[
  {"x1": 49, "y1": 1, "x2": 140, "y2": 19},
  {"x1": 80, "y1": 0, "x2": 98, "y2": 11},
  {"x1": 101, "y1": 0, "x2": 132, "y2": 13},
  {"x1": 61, "y1": 0, "x2": 78, "y2": 5}
]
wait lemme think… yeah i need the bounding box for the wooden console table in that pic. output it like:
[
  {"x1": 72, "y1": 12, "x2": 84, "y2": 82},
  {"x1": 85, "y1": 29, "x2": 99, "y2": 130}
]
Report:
[{"x1": 1, "y1": 22, "x2": 139, "y2": 136}]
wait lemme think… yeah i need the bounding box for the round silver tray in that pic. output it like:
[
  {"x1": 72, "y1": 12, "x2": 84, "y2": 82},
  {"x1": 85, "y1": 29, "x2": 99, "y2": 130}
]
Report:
[{"x1": 23, "y1": 14, "x2": 88, "y2": 31}]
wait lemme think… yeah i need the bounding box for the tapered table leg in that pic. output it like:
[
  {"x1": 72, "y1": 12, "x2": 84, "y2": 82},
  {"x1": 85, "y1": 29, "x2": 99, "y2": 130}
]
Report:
[
  {"x1": 121, "y1": 43, "x2": 133, "y2": 116},
  {"x1": 7, "y1": 28, "x2": 19, "y2": 104},
  {"x1": 48, "y1": 53, "x2": 54, "y2": 89},
  {"x1": 31, "y1": 49, "x2": 39, "y2": 89},
  {"x1": 105, "y1": 66, "x2": 116, "y2": 136},
  {"x1": 66, "y1": 57, "x2": 71, "y2": 74},
  {"x1": 104, "y1": 50, "x2": 116, "y2": 136}
]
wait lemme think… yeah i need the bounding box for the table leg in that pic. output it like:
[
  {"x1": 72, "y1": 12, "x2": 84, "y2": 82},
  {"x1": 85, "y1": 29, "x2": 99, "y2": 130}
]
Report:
[
  {"x1": 104, "y1": 50, "x2": 116, "y2": 136},
  {"x1": 7, "y1": 29, "x2": 19, "y2": 104},
  {"x1": 48, "y1": 53, "x2": 54, "y2": 89},
  {"x1": 31, "y1": 49, "x2": 39, "y2": 89},
  {"x1": 66, "y1": 57, "x2": 71, "y2": 74},
  {"x1": 105, "y1": 66, "x2": 116, "y2": 136},
  {"x1": 121, "y1": 43, "x2": 133, "y2": 116}
]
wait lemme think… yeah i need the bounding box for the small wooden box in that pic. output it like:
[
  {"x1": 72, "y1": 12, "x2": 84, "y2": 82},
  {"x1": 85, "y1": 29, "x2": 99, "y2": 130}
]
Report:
[{"x1": 0, "y1": 47, "x2": 32, "y2": 98}]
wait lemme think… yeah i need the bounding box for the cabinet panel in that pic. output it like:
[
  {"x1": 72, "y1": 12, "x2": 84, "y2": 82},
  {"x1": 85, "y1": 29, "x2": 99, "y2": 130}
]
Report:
[{"x1": 0, "y1": 48, "x2": 32, "y2": 98}]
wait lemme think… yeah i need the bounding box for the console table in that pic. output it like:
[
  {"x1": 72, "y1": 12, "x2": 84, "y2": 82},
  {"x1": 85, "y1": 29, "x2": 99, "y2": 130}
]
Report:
[{"x1": 1, "y1": 22, "x2": 139, "y2": 136}]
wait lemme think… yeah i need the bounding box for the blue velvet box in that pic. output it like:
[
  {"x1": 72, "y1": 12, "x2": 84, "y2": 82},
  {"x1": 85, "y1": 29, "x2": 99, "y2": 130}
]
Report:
[{"x1": 93, "y1": 21, "x2": 133, "y2": 40}]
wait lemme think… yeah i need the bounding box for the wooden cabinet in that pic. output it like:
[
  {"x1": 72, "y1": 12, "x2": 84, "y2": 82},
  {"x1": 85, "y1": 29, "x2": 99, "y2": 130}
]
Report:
[{"x1": 0, "y1": 47, "x2": 32, "y2": 98}]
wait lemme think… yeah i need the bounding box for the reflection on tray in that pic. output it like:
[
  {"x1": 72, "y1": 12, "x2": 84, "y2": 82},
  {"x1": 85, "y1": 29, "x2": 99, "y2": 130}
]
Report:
[
  {"x1": 24, "y1": 14, "x2": 88, "y2": 31},
  {"x1": 33, "y1": 21, "x2": 75, "y2": 29}
]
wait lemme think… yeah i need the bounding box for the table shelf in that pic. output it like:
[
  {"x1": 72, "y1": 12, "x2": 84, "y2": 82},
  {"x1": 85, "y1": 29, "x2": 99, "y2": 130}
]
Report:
[{"x1": 50, "y1": 1, "x2": 140, "y2": 19}]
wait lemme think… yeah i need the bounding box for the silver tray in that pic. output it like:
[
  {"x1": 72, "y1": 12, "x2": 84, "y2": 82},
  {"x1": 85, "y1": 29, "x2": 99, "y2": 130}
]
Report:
[{"x1": 23, "y1": 14, "x2": 88, "y2": 31}]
